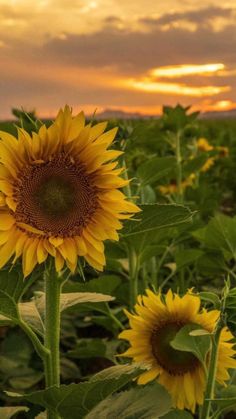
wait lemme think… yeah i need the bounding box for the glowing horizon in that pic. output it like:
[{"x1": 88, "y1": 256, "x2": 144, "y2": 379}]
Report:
[{"x1": 0, "y1": 0, "x2": 235, "y2": 118}]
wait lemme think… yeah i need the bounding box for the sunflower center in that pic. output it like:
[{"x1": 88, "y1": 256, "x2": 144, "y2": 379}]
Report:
[
  {"x1": 35, "y1": 176, "x2": 75, "y2": 217},
  {"x1": 151, "y1": 322, "x2": 200, "y2": 375},
  {"x1": 13, "y1": 152, "x2": 99, "y2": 237}
]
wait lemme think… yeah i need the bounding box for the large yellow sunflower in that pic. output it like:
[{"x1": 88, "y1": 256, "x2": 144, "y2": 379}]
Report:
[
  {"x1": 119, "y1": 289, "x2": 236, "y2": 413},
  {"x1": 0, "y1": 106, "x2": 140, "y2": 276}
]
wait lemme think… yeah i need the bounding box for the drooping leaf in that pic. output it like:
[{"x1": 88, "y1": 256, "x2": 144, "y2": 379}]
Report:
[
  {"x1": 7, "y1": 365, "x2": 141, "y2": 419},
  {"x1": 34, "y1": 291, "x2": 114, "y2": 321}
]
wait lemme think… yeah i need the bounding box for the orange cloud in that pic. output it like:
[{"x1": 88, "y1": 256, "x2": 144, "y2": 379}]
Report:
[
  {"x1": 150, "y1": 63, "x2": 225, "y2": 78},
  {"x1": 123, "y1": 78, "x2": 230, "y2": 97}
]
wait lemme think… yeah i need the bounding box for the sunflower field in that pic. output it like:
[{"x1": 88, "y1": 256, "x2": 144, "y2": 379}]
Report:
[{"x1": 1, "y1": 105, "x2": 236, "y2": 419}]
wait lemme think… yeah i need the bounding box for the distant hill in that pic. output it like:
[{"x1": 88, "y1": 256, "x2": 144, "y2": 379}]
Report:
[{"x1": 92, "y1": 108, "x2": 236, "y2": 120}]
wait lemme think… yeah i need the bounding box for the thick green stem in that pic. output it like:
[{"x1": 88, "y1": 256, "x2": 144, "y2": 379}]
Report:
[
  {"x1": 44, "y1": 266, "x2": 62, "y2": 419},
  {"x1": 129, "y1": 246, "x2": 139, "y2": 309},
  {"x1": 200, "y1": 323, "x2": 222, "y2": 419}
]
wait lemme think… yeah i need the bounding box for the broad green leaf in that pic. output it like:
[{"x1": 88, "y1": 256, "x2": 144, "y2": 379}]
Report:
[
  {"x1": 90, "y1": 364, "x2": 143, "y2": 381},
  {"x1": 0, "y1": 406, "x2": 29, "y2": 418},
  {"x1": 137, "y1": 156, "x2": 176, "y2": 185},
  {"x1": 170, "y1": 324, "x2": 211, "y2": 365},
  {"x1": 0, "y1": 290, "x2": 19, "y2": 322},
  {"x1": 122, "y1": 204, "x2": 193, "y2": 237},
  {"x1": 85, "y1": 382, "x2": 172, "y2": 419},
  {"x1": 34, "y1": 291, "x2": 114, "y2": 321},
  {"x1": 8, "y1": 365, "x2": 140, "y2": 419},
  {"x1": 0, "y1": 268, "x2": 40, "y2": 302}
]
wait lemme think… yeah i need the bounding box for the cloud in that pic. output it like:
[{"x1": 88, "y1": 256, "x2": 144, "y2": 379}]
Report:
[
  {"x1": 39, "y1": 18, "x2": 236, "y2": 74},
  {"x1": 140, "y1": 6, "x2": 235, "y2": 27}
]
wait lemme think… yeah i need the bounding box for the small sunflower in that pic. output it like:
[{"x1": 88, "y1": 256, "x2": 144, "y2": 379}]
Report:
[
  {"x1": 159, "y1": 174, "x2": 195, "y2": 195},
  {"x1": 200, "y1": 157, "x2": 215, "y2": 172},
  {"x1": 197, "y1": 138, "x2": 214, "y2": 152},
  {"x1": 119, "y1": 289, "x2": 236, "y2": 413},
  {"x1": 0, "y1": 106, "x2": 140, "y2": 276}
]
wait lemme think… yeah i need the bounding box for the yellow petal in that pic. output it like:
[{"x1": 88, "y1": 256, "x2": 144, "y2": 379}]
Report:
[
  {"x1": 37, "y1": 241, "x2": 48, "y2": 264},
  {"x1": 89, "y1": 121, "x2": 107, "y2": 142},
  {"x1": 23, "y1": 239, "x2": 38, "y2": 277},
  {"x1": 0, "y1": 213, "x2": 15, "y2": 230},
  {"x1": 49, "y1": 237, "x2": 64, "y2": 247}
]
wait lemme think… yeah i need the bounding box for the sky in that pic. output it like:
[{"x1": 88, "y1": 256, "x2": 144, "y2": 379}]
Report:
[{"x1": 0, "y1": 0, "x2": 236, "y2": 118}]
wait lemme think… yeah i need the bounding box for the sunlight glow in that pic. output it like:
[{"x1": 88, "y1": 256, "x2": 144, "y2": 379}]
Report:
[
  {"x1": 125, "y1": 79, "x2": 230, "y2": 97},
  {"x1": 150, "y1": 63, "x2": 225, "y2": 78}
]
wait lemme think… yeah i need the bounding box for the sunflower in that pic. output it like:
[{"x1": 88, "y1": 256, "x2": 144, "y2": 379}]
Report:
[
  {"x1": 0, "y1": 106, "x2": 140, "y2": 276},
  {"x1": 119, "y1": 289, "x2": 236, "y2": 413},
  {"x1": 197, "y1": 138, "x2": 214, "y2": 152}
]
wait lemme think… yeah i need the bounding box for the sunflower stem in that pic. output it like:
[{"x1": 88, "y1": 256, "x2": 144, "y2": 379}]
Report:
[
  {"x1": 44, "y1": 264, "x2": 62, "y2": 419},
  {"x1": 200, "y1": 319, "x2": 223, "y2": 419},
  {"x1": 128, "y1": 246, "x2": 139, "y2": 309}
]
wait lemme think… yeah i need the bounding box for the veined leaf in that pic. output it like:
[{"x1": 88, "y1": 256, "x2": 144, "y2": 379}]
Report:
[
  {"x1": 7, "y1": 365, "x2": 140, "y2": 419},
  {"x1": 0, "y1": 290, "x2": 19, "y2": 322},
  {"x1": 85, "y1": 382, "x2": 172, "y2": 419},
  {"x1": 122, "y1": 204, "x2": 193, "y2": 237},
  {"x1": 137, "y1": 156, "x2": 176, "y2": 186}
]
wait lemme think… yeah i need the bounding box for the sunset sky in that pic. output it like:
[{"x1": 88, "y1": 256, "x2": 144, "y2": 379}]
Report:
[{"x1": 0, "y1": 0, "x2": 236, "y2": 118}]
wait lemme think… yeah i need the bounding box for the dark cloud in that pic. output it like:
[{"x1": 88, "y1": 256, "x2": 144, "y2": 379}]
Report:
[
  {"x1": 141, "y1": 6, "x2": 234, "y2": 26},
  {"x1": 39, "y1": 21, "x2": 236, "y2": 74}
]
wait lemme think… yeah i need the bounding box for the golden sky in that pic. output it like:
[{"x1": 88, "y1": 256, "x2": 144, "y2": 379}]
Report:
[{"x1": 0, "y1": 0, "x2": 236, "y2": 117}]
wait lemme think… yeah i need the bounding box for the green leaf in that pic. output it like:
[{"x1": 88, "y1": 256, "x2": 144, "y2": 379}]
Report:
[
  {"x1": 170, "y1": 324, "x2": 211, "y2": 365},
  {"x1": 0, "y1": 406, "x2": 29, "y2": 418},
  {"x1": 122, "y1": 204, "x2": 193, "y2": 237},
  {"x1": 137, "y1": 156, "x2": 176, "y2": 185},
  {"x1": 175, "y1": 249, "x2": 204, "y2": 269},
  {"x1": 196, "y1": 214, "x2": 236, "y2": 260},
  {"x1": 0, "y1": 268, "x2": 39, "y2": 302},
  {"x1": 34, "y1": 291, "x2": 114, "y2": 321},
  {"x1": 8, "y1": 365, "x2": 141, "y2": 419},
  {"x1": 210, "y1": 385, "x2": 236, "y2": 415},
  {"x1": 199, "y1": 292, "x2": 221, "y2": 309},
  {"x1": 85, "y1": 382, "x2": 172, "y2": 419},
  {"x1": 19, "y1": 301, "x2": 44, "y2": 335},
  {"x1": 0, "y1": 290, "x2": 19, "y2": 322}
]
